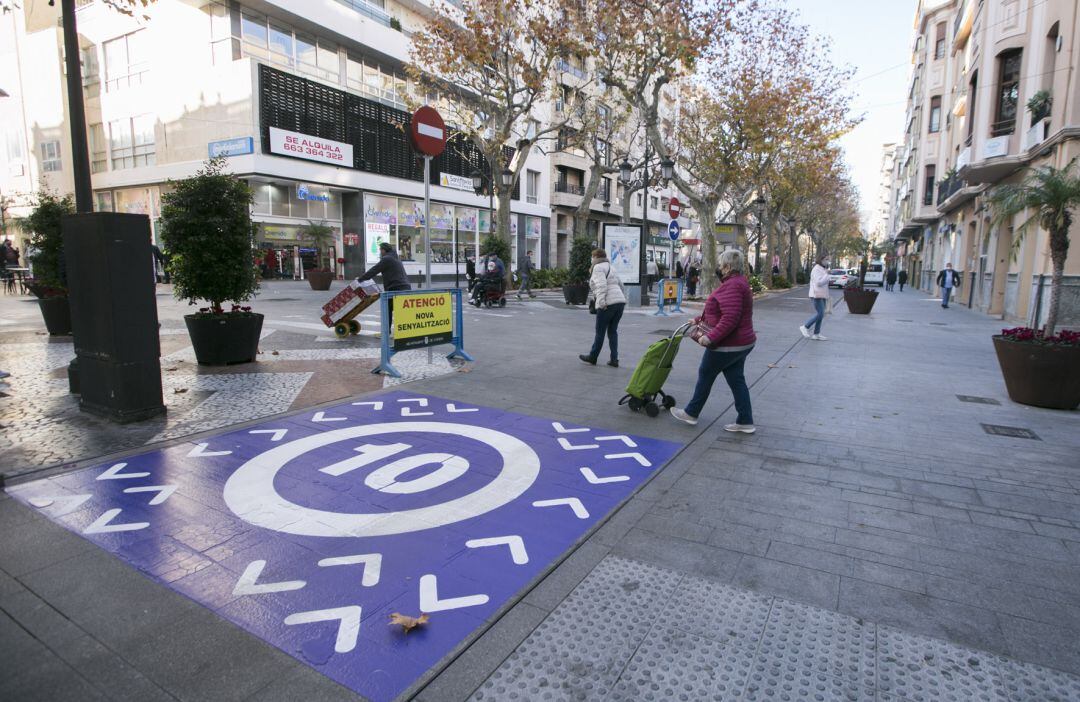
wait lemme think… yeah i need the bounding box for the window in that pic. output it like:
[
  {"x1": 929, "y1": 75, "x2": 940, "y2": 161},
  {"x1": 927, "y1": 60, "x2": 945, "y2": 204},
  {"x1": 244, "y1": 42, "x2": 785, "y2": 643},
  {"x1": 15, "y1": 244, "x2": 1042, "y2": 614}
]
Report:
[
  {"x1": 109, "y1": 115, "x2": 155, "y2": 169},
  {"x1": 596, "y1": 139, "x2": 609, "y2": 165},
  {"x1": 929, "y1": 96, "x2": 942, "y2": 133},
  {"x1": 89, "y1": 123, "x2": 106, "y2": 173},
  {"x1": 241, "y1": 11, "x2": 268, "y2": 60},
  {"x1": 636, "y1": 193, "x2": 642, "y2": 207},
  {"x1": 40, "y1": 141, "x2": 62, "y2": 172},
  {"x1": 103, "y1": 31, "x2": 148, "y2": 91},
  {"x1": 923, "y1": 165, "x2": 936, "y2": 206},
  {"x1": 269, "y1": 24, "x2": 294, "y2": 67},
  {"x1": 81, "y1": 46, "x2": 100, "y2": 97},
  {"x1": 993, "y1": 50, "x2": 1022, "y2": 136},
  {"x1": 650, "y1": 196, "x2": 659, "y2": 210},
  {"x1": 934, "y1": 22, "x2": 946, "y2": 60},
  {"x1": 208, "y1": 1, "x2": 238, "y2": 64},
  {"x1": 526, "y1": 170, "x2": 539, "y2": 204},
  {"x1": 966, "y1": 70, "x2": 977, "y2": 144}
]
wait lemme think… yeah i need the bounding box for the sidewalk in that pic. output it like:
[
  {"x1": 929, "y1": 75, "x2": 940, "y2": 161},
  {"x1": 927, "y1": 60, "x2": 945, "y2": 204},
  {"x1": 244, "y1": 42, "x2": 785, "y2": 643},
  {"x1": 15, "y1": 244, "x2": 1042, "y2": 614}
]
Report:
[{"x1": 2, "y1": 285, "x2": 1079, "y2": 701}]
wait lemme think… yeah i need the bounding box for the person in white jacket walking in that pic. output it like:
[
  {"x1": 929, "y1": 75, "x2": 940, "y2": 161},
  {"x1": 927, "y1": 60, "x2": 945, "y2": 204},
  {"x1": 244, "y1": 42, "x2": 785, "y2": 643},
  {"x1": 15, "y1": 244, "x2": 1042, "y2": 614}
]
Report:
[
  {"x1": 580, "y1": 249, "x2": 627, "y2": 367},
  {"x1": 800, "y1": 254, "x2": 831, "y2": 340}
]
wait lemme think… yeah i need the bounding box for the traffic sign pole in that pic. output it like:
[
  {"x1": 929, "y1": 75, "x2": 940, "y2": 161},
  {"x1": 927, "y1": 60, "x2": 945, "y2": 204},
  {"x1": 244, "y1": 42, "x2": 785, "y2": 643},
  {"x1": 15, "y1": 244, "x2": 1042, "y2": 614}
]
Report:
[
  {"x1": 424, "y1": 155, "x2": 432, "y2": 291},
  {"x1": 409, "y1": 105, "x2": 447, "y2": 294}
]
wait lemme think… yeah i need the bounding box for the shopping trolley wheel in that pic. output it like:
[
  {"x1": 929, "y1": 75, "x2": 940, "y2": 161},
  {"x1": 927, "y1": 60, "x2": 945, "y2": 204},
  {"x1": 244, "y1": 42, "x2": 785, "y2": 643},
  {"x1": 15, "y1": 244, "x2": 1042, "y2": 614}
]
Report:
[
  {"x1": 645, "y1": 402, "x2": 660, "y2": 417},
  {"x1": 333, "y1": 323, "x2": 350, "y2": 338},
  {"x1": 348, "y1": 320, "x2": 361, "y2": 335},
  {"x1": 628, "y1": 397, "x2": 643, "y2": 412},
  {"x1": 662, "y1": 395, "x2": 676, "y2": 410}
]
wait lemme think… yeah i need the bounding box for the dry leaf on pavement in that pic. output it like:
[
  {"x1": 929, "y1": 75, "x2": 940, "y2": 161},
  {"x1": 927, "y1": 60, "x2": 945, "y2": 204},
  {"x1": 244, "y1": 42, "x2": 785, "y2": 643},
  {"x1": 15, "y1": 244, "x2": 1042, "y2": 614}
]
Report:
[
  {"x1": 389, "y1": 612, "x2": 429, "y2": 632},
  {"x1": 174, "y1": 388, "x2": 188, "y2": 394},
  {"x1": 271, "y1": 350, "x2": 280, "y2": 356}
]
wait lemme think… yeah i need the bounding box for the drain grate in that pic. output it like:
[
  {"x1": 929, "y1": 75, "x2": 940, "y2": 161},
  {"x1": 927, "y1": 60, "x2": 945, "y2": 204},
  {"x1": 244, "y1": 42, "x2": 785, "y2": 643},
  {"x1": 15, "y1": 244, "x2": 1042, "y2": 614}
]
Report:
[
  {"x1": 957, "y1": 395, "x2": 1001, "y2": 405},
  {"x1": 897, "y1": 319, "x2": 914, "y2": 323},
  {"x1": 981, "y1": 424, "x2": 1041, "y2": 440}
]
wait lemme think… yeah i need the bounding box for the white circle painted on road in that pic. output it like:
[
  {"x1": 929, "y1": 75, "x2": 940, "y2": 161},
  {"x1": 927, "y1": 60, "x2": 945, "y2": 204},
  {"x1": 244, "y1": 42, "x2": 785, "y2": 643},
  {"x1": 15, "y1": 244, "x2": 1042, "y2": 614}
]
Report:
[{"x1": 222, "y1": 422, "x2": 540, "y2": 537}]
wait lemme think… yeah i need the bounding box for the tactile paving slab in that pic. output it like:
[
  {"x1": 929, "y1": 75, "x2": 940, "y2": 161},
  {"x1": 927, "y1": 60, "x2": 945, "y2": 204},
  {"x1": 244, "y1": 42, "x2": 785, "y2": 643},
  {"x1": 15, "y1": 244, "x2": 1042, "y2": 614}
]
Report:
[
  {"x1": 474, "y1": 556, "x2": 1080, "y2": 702},
  {"x1": 8, "y1": 393, "x2": 680, "y2": 702}
]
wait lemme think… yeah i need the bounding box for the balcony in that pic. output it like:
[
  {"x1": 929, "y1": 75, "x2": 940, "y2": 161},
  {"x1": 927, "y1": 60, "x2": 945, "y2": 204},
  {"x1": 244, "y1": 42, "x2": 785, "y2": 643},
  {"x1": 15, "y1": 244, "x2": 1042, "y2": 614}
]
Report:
[
  {"x1": 1024, "y1": 118, "x2": 1050, "y2": 151},
  {"x1": 936, "y1": 174, "x2": 963, "y2": 205},
  {"x1": 332, "y1": 0, "x2": 394, "y2": 28},
  {"x1": 555, "y1": 181, "x2": 586, "y2": 196},
  {"x1": 555, "y1": 59, "x2": 588, "y2": 81},
  {"x1": 990, "y1": 119, "x2": 1015, "y2": 138}
]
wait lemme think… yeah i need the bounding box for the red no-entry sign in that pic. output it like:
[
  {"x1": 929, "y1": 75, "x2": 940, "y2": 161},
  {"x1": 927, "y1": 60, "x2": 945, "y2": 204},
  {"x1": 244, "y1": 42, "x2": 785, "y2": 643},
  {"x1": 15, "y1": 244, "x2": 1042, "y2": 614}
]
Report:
[
  {"x1": 668, "y1": 196, "x2": 682, "y2": 220},
  {"x1": 410, "y1": 106, "x2": 446, "y2": 158}
]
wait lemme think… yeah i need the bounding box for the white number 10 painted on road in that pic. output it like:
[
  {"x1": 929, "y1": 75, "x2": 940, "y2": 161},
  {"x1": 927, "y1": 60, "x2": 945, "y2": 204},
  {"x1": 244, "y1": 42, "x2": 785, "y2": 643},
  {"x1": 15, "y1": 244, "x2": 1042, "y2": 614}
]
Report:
[{"x1": 320, "y1": 443, "x2": 470, "y2": 495}]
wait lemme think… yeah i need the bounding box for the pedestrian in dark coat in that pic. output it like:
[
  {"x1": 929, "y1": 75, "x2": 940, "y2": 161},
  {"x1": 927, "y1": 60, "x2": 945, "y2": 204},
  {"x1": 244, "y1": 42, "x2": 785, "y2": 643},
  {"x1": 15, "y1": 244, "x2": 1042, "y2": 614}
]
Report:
[
  {"x1": 886, "y1": 268, "x2": 897, "y2": 291},
  {"x1": 358, "y1": 242, "x2": 411, "y2": 291},
  {"x1": 898, "y1": 269, "x2": 908, "y2": 292}
]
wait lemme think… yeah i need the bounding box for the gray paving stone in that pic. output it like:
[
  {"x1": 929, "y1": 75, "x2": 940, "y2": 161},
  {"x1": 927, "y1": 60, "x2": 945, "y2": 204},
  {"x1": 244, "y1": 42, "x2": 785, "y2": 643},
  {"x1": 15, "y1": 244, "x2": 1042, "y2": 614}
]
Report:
[
  {"x1": 522, "y1": 540, "x2": 612, "y2": 612},
  {"x1": 666, "y1": 575, "x2": 772, "y2": 650},
  {"x1": 0, "y1": 509, "x2": 95, "y2": 576},
  {"x1": 765, "y1": 540, "x2": 855, "y2": 577},
  {"x1": 997, "y1": 613, "x2": 1080, "y2": 676},
  {"x1": 612, "y1": 528, "x2": 742, "y2": 582},
  {"x1": 876, "y1": 625, "x2": 1010, "y2": 701},
  {"x1": 732, "y1": 555, "x2": 840, "y2": 611},
  {"x1": 246, "y1": 664, "x2": 359, "y2": 702},
  {"x1": 1000, "y1": 658, "x2": 1080, "y2": 702},
  {"x1": 0, "y1": 652, "x2": 108, "y2": 702}
]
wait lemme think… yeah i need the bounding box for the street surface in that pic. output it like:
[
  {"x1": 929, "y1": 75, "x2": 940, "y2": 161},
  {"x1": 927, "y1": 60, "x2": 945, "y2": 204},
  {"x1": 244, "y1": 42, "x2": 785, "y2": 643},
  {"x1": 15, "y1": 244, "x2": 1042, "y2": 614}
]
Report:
[{"x1": 2, "y1": 282, "x2": 1079, "y2": 701}]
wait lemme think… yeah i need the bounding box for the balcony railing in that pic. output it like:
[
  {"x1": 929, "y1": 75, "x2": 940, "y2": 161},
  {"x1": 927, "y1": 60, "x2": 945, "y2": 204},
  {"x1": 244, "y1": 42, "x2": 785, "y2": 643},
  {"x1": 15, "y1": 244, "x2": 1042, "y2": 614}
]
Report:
[
  {"x1": 332, "y1": 0, "x2": 394, "y2": 29},
  {"x1": 555, "y1": 181, "x2": 585, "y2": 196},
  {"x1": 936, "y1": 174, "x2": 964, "y2": 205},
  {"x1": 555, "y1": 59, "x2": 587, "y2": 80},
  {"x1": 990, "y1": 118, "x2": 1015, "y2": 137}
]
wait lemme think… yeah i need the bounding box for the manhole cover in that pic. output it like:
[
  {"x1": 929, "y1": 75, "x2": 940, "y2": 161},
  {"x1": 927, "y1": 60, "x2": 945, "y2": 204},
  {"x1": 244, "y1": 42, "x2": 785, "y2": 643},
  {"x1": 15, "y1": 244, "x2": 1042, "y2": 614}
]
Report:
[
  {"x1": 981, "y1": 424, "x2": 1041, "y2": 440},
  {"x1": 957, "y1": 395, "x2": 1000, "y2": 405}
]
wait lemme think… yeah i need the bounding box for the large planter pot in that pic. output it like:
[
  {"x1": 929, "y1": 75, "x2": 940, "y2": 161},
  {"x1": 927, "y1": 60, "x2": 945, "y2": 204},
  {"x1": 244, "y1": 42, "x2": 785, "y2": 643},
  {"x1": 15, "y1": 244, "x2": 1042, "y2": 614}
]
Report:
[
  {"x1": 843, "y1": 289, "x2": 879, "y2": 315},
  {"x1": 307, "y1": 270, "x2": 333, "y2": 291},
  {"x1": 562, "y1": 283, "x2": 589, "y2": 305},
  {"x1": 38, "y1": 296, "x2": 72, "y2": 335},
  {"x1": 992, "y1": 336, "x2": 1080, "y2": 410},
  {"x1": 185, "y1": 313, "x2": 264, "y2": 366}
]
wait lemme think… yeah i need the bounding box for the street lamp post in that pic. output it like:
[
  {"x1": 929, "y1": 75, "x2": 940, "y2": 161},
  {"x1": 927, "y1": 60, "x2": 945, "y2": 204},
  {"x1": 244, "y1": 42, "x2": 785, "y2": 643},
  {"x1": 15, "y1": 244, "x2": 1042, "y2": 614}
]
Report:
[
  {"x1": 752, "y1": 195, "x2": 766, "y2": 275},
  {"x1": 619, "y1": 142, "x2": 651, "y2": 305}
]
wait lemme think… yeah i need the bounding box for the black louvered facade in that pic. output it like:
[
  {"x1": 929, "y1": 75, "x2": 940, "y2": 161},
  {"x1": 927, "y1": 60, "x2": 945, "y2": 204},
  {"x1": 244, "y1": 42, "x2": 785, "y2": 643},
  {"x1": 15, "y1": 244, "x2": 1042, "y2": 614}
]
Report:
[{"x1": 258, "y1": 64, "x2": 518, "y2": 198}]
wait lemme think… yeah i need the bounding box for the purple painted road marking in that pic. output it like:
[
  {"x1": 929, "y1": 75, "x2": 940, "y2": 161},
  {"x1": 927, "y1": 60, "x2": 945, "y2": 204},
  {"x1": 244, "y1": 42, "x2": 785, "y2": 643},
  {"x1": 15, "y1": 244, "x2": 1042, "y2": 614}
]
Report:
[{"x1": 9, "y1": 391, "x2": 681, "y2": 702}]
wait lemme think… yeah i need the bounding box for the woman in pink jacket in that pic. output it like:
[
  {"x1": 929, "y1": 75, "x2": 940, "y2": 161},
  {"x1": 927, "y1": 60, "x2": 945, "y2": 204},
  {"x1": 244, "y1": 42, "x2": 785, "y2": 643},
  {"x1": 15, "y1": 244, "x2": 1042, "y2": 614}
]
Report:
[{"x1": 670, "y1": 249, "x2": 757, "y2": 433}]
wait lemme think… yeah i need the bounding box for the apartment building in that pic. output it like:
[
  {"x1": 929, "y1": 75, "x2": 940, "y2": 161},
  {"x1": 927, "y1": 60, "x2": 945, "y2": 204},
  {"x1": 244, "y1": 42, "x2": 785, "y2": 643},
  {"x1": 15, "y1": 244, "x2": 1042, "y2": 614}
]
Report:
[
  {"x1": 872, "y1": 143, "x2": 897, "y2": 244},
  {"x1": 1, "y1": 0, "x2": 692, "y2": 281},
  {"x1": 891, "y1": 0, "x2": 1080, "y2": 328}
]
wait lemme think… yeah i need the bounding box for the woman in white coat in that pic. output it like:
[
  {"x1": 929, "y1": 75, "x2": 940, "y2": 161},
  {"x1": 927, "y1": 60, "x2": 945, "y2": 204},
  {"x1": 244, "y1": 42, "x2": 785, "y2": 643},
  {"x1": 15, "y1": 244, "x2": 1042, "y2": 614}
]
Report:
[
  {"x1": 580, "y1": 248, "x2": 627, "y2": 367},
  {"x1": 800, "y1": 254, "x2": 831, "y2": 340}
]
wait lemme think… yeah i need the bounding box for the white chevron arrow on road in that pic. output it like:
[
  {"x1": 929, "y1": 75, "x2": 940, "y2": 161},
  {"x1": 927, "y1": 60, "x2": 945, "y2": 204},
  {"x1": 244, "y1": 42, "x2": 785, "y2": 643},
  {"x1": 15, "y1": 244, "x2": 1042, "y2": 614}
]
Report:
[
  {"x1": 551, "y1": 421, "x2": 589, "y2": 434},
  {"x1": 351, "y1": 401, "x2": 384, "y2": 410},
  {"x1": 400, "y1": 406, "x2": 434, "y2": 416},
  {"x1": 318, "y1": 553, "x2": 382, "y2": 587},
  {"x1": 579, "y1": 467, "x2": 630, "y2": 484},
  {"x1": 532, "y1": 497, "x2": 590, "y2": 519},
  {"x1": 187, "y1": 443, "x2": 232, "y2": 458},
  {"x1": 465, "y1": 535, "x2": 529, "y2": 565},
  {"x1": 122, "y1": 484, "x2": 178, "y2": 506},
  {"x1": 604, "y1": 452, "x2": 652, "y2": 467},
  {"x1": 557, "y1": 437, "x2": 600, "y2": 451},
  {"x1": 97, "y1": 463, "x2": 150, "y2": 480},
  {"x1": 249, "y1": 429, "x2": 288, "y2": 442},
  {"x1": 311, "y1": 411, "x2": 347, "y2": 423},
  {"x1": 284, "y1": 606, "x2": 362, "y2": 654},
  {"x1": 83, "y1": 509, "x2": 150, "y2": 534},
  {"x1": 446, "y1": 404, "x2": 479, "y2": 413},
  {"x1": 232, "y1": 560, "x2": 307, "y2": 596},
  {"x1": 595, "y1": 435, "x2": 638, "y2": 448},
  {"x1": 419, "y1": 574, "x2": 489, "y2": 612}
]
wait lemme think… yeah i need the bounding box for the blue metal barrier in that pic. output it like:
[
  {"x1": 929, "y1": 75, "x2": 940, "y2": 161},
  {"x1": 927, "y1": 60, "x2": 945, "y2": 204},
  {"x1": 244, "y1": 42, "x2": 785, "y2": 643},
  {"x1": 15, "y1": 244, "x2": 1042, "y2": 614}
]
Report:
[
  {"x1": 372, "y1": 288, "x2": 473, "y2": 378},
  {"x1": 653, "y1": 277, "x2": 685, "y2": 316}
]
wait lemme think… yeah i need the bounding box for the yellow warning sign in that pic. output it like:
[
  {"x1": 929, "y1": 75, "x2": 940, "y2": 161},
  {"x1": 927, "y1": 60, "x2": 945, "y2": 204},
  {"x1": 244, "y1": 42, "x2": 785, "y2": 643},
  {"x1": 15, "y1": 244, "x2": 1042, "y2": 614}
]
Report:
[
  {"x1": 663, "y1": 279, "x2": 679, "y2": 301},
  {"x1": 393, "y1": 292, "x2": 453, "y2": 350}
]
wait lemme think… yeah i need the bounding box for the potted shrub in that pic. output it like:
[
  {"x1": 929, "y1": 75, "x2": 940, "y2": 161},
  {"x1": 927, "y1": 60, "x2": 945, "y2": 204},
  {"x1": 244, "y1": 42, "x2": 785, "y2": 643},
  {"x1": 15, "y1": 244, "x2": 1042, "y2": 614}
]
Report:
[
  {"x1": 159, "y1": 157, "x2": 262, "y2": 365},
  {"x1": 563, "y1": 235, "x2": 592, "y2": 305},
  {"x1": 23, "y1": 189, "x2": 75, "y2": 335},
  {"x1": 301, "y1": 220, "x2": 336, "y2": 290},
  {"x1": 987, "y1": 160, "x2": 1080, "y2": 409},
  {"x1": 842, "y1": 275, "x2": 878, "y2": 314},
  {"x1": 1026, "y1": 90, "x2": 1052, "y2": 127}
]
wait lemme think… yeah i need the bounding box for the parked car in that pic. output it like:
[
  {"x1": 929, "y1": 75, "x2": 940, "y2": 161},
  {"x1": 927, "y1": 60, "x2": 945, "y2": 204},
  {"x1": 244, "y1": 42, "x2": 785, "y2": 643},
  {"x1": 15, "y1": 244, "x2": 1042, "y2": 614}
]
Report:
[
  {"x1": 864, "y1": 262, "x2": 886, "y2": 287},
  {"x1": 827, "y1": 268, "x2": 851, "y2": 288}
]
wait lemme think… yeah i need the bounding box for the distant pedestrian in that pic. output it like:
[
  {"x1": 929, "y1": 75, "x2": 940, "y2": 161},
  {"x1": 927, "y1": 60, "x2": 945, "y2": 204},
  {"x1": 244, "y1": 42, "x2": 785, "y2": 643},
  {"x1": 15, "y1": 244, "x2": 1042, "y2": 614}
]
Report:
[
  {"x1": 886, "y1": 268, "x2": 897, "y2": 291},
  {"x1": 646, "y1": 258, "x2": 659, "y2": 293},
  {"x1": 675, "y1": 259, "x2": 685, "y2": 280},
  {"x1": 580, "y1": 249, "x2": 626, "y2": 368},
  {"x1": 800, "y1": 254, "x2": 830, "y2": 341},
  {"x1": 358, "y1": 242, "x2": 411, "y2": 292},
  {"x1": 937, "y1": 262, "x2": 961, "y2": 308},
  {"x1": 465, "y1": 255, "x2": 477, "y2": 292},
  {"x1": 516, "y1": 250, "x2": 535, "y2": 300},
  {"x1": 670, "y1": 249, "x2": 756, "y2": 433},
  {"x1": 898, "y1": 269, "x2": 908, "y2": 292},
  {"x1": 687, "y1": 262, "x2": 701, "y2": 297}
]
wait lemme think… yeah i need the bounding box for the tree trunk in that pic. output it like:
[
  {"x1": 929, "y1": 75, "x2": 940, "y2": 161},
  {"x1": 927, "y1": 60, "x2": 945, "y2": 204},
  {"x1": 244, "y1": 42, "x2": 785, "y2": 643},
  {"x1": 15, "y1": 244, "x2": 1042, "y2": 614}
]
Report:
[
  {"x1": 572, "y1": 162, "x2": 605, "y2": 241},
  {"x1": 495, "y1": 188, "x2": 514, "y2": 286},
  {"x1": 1044, "y1": 226, "x2": 1069, "y2": 337}
]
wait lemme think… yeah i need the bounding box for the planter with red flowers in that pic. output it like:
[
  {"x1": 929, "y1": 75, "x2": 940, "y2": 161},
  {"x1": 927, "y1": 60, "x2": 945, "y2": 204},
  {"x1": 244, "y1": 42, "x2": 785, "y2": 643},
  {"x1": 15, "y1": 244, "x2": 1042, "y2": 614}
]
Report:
[
  {"x1": 159, "y1": 157, "x2": 263, "y2": 365},
  {"x1": 992, "y1": 328, "x2": 1080, "y2": 410}
]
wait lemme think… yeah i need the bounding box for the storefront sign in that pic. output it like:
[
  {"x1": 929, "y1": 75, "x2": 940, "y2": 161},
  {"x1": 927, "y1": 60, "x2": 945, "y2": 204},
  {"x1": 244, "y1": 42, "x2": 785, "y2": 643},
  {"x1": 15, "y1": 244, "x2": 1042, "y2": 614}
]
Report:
[
  {"x1": 208, "y1": 137, "x2": 254, "y2": 158},
  {"x1": 296, "y1": 183, "x2": 330, "y2": 202},
  {"x1": 262, "y1": 224, "x2": 302, "y2": 241},
  {"x1": 366, "y1": 222, "x2": 390, "y2": 263},
  {"x1": 603, "y1": 223, "x2": 642, "y2": 285},
  {"x1": 439, "y1": 173, "x2": 474, "y2": 191},
  {"x1": 269, "y1": 127, "x2": 353, "y2": 166},
  {"x1": 365, "y1": 194, "x2": 397, "y2": 224},
  {"x1": 393, "y1": 292, "x2": 453, "y2": 351},
  {"x1": 344, "y1": 233, "x2": 360, "y2": 247},
  {"x1": 398, "y1": 199, "x2": 424, "y2": 227}
]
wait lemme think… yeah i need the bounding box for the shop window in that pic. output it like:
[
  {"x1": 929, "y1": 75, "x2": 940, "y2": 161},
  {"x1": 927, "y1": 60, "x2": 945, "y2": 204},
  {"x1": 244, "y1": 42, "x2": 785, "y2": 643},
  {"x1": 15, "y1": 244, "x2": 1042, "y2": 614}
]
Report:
[
  {"x1": 288, "y1": 186, "x2": 310, "y2": 220},
  {"x1": 94, "y1": 191, "x2": 114, "y2": 212},
  {"x1": 270, "y1": 184, "x2": 290, "y2": 217},
  {"x1": 40, "y1": 141, "x2": 62, "y2": 172},
  {"x1": 252, "y1": 182, "x2": 271, "y2": 214}
]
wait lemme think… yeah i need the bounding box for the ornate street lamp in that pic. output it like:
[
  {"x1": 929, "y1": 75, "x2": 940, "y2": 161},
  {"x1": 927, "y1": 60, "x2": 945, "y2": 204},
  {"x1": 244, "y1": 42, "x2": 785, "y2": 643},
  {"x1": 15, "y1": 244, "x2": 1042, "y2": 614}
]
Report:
[
  {"x1": 660, "y1": 157, "x2": 674, "y2": 182},
  {"x1": 470, "y1": 169, "x2": 484, "y2": 195},
  {"x1": 619, "y1": 159, "x2": 632, "y2": 185},
  {"x1": 500, "y1": 168, "x2": 513, "y2": 188},
  {"x1": 752, "y1": 195, "x2": 766, "y2": 274}
]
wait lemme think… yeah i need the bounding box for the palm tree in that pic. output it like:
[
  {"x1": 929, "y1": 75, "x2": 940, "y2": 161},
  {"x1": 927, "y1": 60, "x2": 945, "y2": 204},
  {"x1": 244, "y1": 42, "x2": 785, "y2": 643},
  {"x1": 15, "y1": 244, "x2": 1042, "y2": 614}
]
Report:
[{"x1": 987, "y1": 159, "x2": 1080, "y2": 336}]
